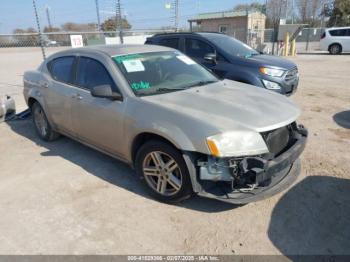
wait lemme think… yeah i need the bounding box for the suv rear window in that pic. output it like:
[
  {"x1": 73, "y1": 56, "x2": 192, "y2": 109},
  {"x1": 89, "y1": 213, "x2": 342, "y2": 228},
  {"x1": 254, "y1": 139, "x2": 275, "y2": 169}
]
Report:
[
  {"x1": 159, "y1": 38, "x2": 180, "y2": 49},
  {"x1": 49, "y1": 56, "x2": 75, "y2": 84}
]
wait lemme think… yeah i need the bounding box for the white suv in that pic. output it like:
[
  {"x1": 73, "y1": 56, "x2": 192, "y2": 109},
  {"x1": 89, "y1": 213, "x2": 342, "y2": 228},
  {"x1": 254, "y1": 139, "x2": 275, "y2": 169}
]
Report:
[{"x1": 320, "y1": 27, "x2": 350, "y2": 54}]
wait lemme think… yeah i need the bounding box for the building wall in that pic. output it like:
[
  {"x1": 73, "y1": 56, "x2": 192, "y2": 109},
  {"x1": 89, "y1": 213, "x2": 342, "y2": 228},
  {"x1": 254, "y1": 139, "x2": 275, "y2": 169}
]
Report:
[
  {"x1": 194, "y1": 12, "x2": 266, "y2": 47},
  {"x1": 247, "y1": 12, "x2": 266, "y2": 48},
  {"x1": 197, "y1": 17, "x2": 248, "y2": 42}
]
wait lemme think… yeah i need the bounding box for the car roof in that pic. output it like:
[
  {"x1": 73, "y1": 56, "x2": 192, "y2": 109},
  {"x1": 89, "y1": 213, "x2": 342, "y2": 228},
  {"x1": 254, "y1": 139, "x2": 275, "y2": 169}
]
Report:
[
  {"x1": 52, "y1": 44, "x2": 174, "y2": 58},
  {"x1": 326, "y1": 27, "x2": 350, "y2": 31},
  {"x1": 151, "y1": 32, "x2": 223, "y2": 38}
]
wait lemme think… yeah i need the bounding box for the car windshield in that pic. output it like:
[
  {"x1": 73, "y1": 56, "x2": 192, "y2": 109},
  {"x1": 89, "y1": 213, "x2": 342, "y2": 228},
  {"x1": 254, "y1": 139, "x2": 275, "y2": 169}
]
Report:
[
  {"x1": 202, "y1": 33, "x2": 259, "y2": 58},
  {"x1": 112, "y1": 51, "x2": 218, "y2": 96}
]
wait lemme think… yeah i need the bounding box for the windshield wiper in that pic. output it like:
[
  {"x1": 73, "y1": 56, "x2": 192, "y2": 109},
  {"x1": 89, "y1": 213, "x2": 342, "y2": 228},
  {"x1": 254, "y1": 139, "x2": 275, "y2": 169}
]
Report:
[
  {"x1": 183, "y1": 80, "x2": 218, "y2": 89},
  {"x1": 245, "y1": 53, "x2": 260, "y2": 58},
  {"x1": 156, "y1": 87, "x2": 187, "y2": 92}
]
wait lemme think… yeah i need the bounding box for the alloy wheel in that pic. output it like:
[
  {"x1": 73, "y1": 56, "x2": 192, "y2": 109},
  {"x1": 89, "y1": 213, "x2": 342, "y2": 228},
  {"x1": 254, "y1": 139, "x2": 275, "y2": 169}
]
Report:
[
  {"x1": 330, "y1": 45, "x2": 340, "y2": 54},
  {"x1": 142, "y1": 151, "x2": 183, "y2": 196},
  {"x1": 33, "y1": 106, "x2": 48, "y2": 137}
]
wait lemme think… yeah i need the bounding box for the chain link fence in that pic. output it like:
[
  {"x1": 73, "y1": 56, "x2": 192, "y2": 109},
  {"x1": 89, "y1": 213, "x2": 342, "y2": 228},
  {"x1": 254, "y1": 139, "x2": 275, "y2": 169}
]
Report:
[
  {"x1": 191, "y1": 27, "x2": 324, "y2": 54},
  {"x1": 0, "y1": 30, "x2": 170, "y2": 48},
  {"x1": 248, "y1": 28, "x2": 325, "y2": 54},
  {"x1": 0, "y1": 28, "x2": 325, "y2": 56}
]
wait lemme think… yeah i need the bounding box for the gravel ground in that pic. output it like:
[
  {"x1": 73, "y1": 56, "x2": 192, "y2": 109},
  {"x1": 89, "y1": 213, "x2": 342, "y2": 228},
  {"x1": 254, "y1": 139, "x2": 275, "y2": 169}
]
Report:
[{"x1": 0, "y1": 47, "x2": 349, "y2": 255}]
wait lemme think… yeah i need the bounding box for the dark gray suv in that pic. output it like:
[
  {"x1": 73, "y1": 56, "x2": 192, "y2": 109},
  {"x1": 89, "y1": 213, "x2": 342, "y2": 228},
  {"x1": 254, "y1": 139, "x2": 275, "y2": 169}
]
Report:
[{"x1": 146, "y1": 32, "x2": 299, "y2": 96}]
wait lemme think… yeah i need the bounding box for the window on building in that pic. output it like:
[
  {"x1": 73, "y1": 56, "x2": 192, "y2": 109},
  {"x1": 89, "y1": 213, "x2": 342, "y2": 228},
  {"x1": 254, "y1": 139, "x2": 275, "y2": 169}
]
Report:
[{"x1": 219, "y1": 25, "x2": 228, "y2": 34}]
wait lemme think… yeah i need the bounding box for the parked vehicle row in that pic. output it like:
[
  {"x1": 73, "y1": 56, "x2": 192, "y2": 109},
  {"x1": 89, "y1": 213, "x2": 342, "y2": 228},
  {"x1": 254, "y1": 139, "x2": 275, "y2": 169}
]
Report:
[
  {"x1": 23, "y1": 43, "x2": 307, "y2": 204},
  {"x1": 320, "y1": 26, "x2": 350, "y2": 55},
  {"x1": 146, "y1": 32, "x2": 299, "y2": 96}
]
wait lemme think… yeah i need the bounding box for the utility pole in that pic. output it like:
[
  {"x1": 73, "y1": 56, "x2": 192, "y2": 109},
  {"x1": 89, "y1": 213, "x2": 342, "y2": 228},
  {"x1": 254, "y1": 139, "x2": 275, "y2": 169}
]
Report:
[
  {"x1": 173, "y1": 0, "x2": 179, "y2": 32},
  {"x1": 291, "y1": 0, "x2": 294, "y2": 24},
  {"x1": 32, "y1": 0, "x2": 46, "y2": 60},
  {"x1": 95, "y1": 0, "x2": 101, "y2": 31},
  {"x1": 45, "y1": 5, "x2": 52, "y2": 30},
  {"x1": 115, "y1": 0, "x2": 123, "y2": 43},
  {"x1": 321, "y1": 3, "x2": 328, "y2": 29}
]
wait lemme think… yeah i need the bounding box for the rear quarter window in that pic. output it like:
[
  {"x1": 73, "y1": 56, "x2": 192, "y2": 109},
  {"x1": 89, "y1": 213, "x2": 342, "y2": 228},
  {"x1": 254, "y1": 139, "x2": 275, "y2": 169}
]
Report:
[
  {"x1": 329, "y1": 29, "x2": 347, "y2": 37},
  {"x1": 48, "y1": 56, "x2": 75, "y2": 84}
]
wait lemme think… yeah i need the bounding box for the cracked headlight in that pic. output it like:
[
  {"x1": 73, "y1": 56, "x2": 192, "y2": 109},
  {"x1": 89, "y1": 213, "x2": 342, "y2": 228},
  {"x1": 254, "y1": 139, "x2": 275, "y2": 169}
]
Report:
[
  {"x1": 206, "y1": 131, "x2": 269, "y2": 157},
  {"x1": 260, "y1": 67, "x2": 285, "y2": 77}
]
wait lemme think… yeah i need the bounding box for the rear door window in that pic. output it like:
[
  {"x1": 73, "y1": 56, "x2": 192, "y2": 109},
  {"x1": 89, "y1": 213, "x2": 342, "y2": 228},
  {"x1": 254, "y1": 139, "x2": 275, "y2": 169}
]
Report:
[
  {"x1": 49, "y1": 56, "x2": 75, "y2": 84},
  {"x1": 75, "y1": 57, "x2": 116, "y2": 91},
  {"x1": 159, "y1": 38, "x2": 180, "y2": 50},
  {"x1": 185, "y1": 38, "x2": 215, "y2": 58}
]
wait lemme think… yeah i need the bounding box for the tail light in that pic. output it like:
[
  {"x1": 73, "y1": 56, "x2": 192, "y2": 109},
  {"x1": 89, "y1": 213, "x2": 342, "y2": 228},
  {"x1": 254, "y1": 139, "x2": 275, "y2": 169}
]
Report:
[{"x1": 321, "y1": 32, "x2": 326, "y2": 40}]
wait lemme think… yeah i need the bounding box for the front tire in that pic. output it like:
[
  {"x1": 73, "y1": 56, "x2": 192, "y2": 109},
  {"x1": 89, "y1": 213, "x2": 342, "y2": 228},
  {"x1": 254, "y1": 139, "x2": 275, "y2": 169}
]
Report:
[
  {"x1": 135, "y1": 140, "x2": 193, "y2": 203},
  {"x1": 31, "y1": 102, "x2": 60, "y2": 141},
  {"x1": 329, "y1": 44, "x2": 342, "y2": 55}
]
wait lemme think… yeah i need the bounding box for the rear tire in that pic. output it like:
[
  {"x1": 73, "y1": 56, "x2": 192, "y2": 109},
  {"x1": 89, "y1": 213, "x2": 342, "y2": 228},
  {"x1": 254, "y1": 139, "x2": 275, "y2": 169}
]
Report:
[
  {"x1": 135, "y1": 140, "x2": 193, "y2": 203},
  {"x1": 31, "y1": 102, "x2": 60, "y2": 141},
  {"x1": 329, "y1": 44, "x2": 342, "y2": 55}
]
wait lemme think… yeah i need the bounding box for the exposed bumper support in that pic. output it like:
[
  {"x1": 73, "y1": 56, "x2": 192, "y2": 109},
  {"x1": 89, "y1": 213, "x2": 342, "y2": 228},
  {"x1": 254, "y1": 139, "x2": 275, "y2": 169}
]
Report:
[{"x1": 192, "y1": 125, "x2": 308, "y2": 204}]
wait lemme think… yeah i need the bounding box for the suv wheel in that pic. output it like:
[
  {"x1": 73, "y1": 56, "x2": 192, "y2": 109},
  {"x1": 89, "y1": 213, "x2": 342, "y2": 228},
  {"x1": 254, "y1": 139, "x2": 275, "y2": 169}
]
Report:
[
  {"x1": 329, "y1": 44, "x2": 342, "y2": 55},
  {"x1": 135, "y1": 140, "x2": 193, "y2": 203},
  {"x1": 31, "y1": 102, "x2": 60, "y2": 141}
]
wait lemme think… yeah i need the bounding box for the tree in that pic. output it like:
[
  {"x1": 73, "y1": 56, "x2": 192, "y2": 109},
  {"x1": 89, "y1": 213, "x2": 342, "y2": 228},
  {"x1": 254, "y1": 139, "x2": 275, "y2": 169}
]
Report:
[
  {"x1": 12, "y1": 27, "x2": 38, "y2": 46},
  {"x1": 296, "y1": 0, "x2": 324, "y2": 26},
  {"x1": 233, "y1": 2, "x2": 266, "y2": 13},
  {"x1": 61, "y1": 22, "x2": 97, "y2": 32},
  {"x1": 266, "y1": 0, "x2": 286, "y2": 28},
  {"x1": 100, "y1": 17, "x2": 132, "y2": 31},
  {"x1": 43, "y1": 26, "x2": 65, "y2": 42},
  {"x1": 328, "y1": 0, "x2": 350, "y2": 26},
  {"x1": 43, "y1": 26, "x2": 61, "y2": 33}
]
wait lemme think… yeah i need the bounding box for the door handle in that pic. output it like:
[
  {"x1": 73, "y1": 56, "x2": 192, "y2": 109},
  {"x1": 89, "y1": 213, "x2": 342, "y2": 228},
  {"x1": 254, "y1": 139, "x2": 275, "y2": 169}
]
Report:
[{"x1": 71, "y1": 93, "x2": 82, "y2": 100}]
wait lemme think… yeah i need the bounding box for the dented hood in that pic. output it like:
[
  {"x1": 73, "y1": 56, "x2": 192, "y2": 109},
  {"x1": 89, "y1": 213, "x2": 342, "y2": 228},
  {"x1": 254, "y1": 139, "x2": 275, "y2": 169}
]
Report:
[{"x1": 142, "y1": 80, "x2": 300, "y2": 133}]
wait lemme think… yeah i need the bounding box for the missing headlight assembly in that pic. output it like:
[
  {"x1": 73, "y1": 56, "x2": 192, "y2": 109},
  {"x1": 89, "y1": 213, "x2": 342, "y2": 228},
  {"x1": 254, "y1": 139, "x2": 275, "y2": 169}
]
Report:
[{"x1": 196, "y1": 124, "x2": 308, "y2": 202}]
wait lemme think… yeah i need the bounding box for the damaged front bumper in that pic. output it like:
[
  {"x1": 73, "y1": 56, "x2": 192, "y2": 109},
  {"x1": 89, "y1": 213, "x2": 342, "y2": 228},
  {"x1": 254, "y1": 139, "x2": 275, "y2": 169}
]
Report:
[{"x1": 191, "y1": 125, "x2": 308, "y2": 204}]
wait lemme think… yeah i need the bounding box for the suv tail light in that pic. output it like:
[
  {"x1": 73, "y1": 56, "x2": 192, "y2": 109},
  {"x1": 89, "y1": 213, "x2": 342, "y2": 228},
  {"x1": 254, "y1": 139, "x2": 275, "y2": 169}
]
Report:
[{"x1": 320, "y1": 32, "x2": 326, "y2": 40}]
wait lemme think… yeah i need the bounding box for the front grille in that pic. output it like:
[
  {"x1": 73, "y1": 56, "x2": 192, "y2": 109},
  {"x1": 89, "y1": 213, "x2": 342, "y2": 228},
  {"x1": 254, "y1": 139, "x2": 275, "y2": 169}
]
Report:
[
  {"x1": 285, "y1": 68, "x2": 298, "y2": 83},
  {"x1": 261, "y1": 125, "x2": 294, "y2": 156}
]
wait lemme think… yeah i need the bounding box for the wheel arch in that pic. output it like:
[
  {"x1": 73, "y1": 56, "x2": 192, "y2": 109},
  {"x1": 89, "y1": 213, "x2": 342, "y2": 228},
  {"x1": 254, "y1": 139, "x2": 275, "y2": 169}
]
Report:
[
  {"x1": 226, "y1": 72, "x2": 263, "y2": 87},
  {"x1": 27, "y1": 95, "x2": 56, "y2": 131},
  {"x1": 28, "y1": 97, "x2": 39, "y2": 109},
  {"x1": 131, "y1": 132, "x2": 181, "y2": 165},
  {"x1": 328, "y1": 42, "x2": 342, "y2": 52}
]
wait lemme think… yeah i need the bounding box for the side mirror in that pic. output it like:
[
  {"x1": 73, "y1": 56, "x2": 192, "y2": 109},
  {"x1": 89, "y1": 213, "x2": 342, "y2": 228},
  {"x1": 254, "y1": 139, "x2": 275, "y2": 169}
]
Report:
[
  {"x1": 91, "y1": 85, "x2": 123, "y2": 101},
  {"x1": 204, "y1": 53, "x2": 217, "y2": 64}
]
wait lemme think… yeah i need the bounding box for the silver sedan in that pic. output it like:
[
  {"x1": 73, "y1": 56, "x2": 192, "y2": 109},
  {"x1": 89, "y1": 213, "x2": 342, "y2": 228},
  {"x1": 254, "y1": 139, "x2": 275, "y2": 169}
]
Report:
[{"x1": 23, "y1": 44, "x2": 307, "y2": 204}]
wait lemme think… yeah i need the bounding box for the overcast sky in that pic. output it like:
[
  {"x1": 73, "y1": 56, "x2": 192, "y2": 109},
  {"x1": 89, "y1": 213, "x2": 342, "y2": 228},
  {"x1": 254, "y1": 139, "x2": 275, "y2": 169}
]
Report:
[{"x1": 0, "y1": 0, "x2": 264, "y2": 33}]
